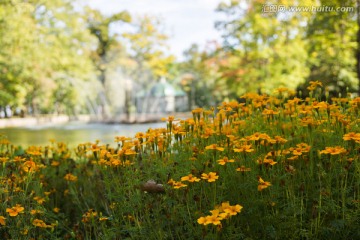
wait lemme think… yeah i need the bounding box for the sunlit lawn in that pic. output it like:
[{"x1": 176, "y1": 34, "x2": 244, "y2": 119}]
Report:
[{"x1": 1, "y1": 82, "x2": 359, "y2": 239}]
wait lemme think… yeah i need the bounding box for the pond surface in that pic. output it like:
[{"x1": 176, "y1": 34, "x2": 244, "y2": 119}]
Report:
[{"x1": 0, "y1": 122, "x2": 166, "y2": 147}]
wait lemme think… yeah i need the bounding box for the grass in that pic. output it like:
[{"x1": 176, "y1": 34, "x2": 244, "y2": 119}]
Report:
[{"x1": 0, "y1": 82, "x2": 359, "y2": 239}]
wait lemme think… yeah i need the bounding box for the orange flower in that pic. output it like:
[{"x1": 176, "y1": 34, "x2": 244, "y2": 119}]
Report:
[
  {"x1": 307, "y1": 80, "x2": 322, "y2": 91},
  {"x1": 181, "y1": 174, "x2": 200, "y2": 183},
  {"x1": 263, "y1": 158, "x2": 277, "y2": 166},
  {"x1": 172, "y1": 182, "x2": 187, "y2": 189},
  {"x1": 233, "y1": 144, "x2": 254, "y2": 153},
  {"x1": 205, "y1": 144, "x2": 224, "y2": 151},
  {"x1": 320, "y1": 146, "x2": 347, "y2": 155},
  {"x1": 343, "y1": 132, "x2": 360, "y2": 141},
  {"x1": 0, "y1": 216, "x2": 5, "y2": 226},
  {"x1": 273, "y1": 136, "x2": 288, "y2": 144},
  {"x1": 33, "y1": 219, "x2": 50, "y2": 228},
  {"x1": 296, "y1": 143, "x2": 311, "y2": 153},
  {"x1": 236, "y1": 166, "x2": 251, "y2": 172},
  {"x1": 223, "y1": 204, "x2": 243, "y2": 216},
  {"x1": 6, "y1": 204, "x2": 25, "y2": 217},
  {"x1": 192, "y1": 108, "x2": 203, "y2": 114},
  {"x1": 248, "y1": 132, "x2": 262, "y2": 141},
  {"x1": 262, "y1": 108, "x2": 279, "y2": 116},
  {"x1": 287, "y1": 155, "x2": 299, "y2": 161},
  {"x1": 207, "y1": 210, "x2": 223, "y2": 225},
  {"x1": 197, "y1": 216, "x2": 207, "y2": 225},
  {"x1": 217, "y1": 157, "x2": 235, "y2": 165},
  {"x1": 201, "y1": 172, "x2": 219, "y2": 182},
  {"x1": 51, "y1": 161, "x2": 60, "y2": 166},
  {"x1": 64, "y1": 173, "x2": 78, "y2": 182},
  {"x1": 168, "y1": 179, "x2": 187, "y2": 189},
  {"x1": 124, "y1": 149, "x2": 137, "y2": 155},
  {"x1": 33, "y1": 196, "x2": 46, "y2": 204},
  {"x1": 258, "y1": 177, "x2": 271, "y2": 191},
  {"x1": 23, "y1": 160, "x2": 37, "y2": 173},
  {"x1": 292, "y1": 148, "x2": 303, "y2": 156},
  {"x1": 30, "y1": 209, "x2": 43, "y2": 215},
  {"x1": 197, "y1": 201, "x2": 243, "y2": 226},
  {"x1": 114, "y1": 136, "x2": 131, "y2": 143}
]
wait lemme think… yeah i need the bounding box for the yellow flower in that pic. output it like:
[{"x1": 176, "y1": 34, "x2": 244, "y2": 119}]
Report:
[
  {"x1": 22, "y1": 160, "x2": 37, "y2": 173},
  {"x1": 217, "y1": 157, "x2": 235, "y2": 165},
  {"x1": 236, "y1": 166, "x2": 251, "y2": 172},
  {"x1": 258, "y1": 177, "x2": 271, "y2": 191},
  {"x1": 6, "y1": 204, "x2": 25, "y2": 217},
  {"x1": 263, "y1": 158, "x2": 277, "y2": 166},
  {"x1": 64, "y1": 173, "x2": 78, "y2": 182},
  {"x1": 64, "y1": 189, "x2": 70, "y2": 196},
  {"x1": 343, "y1": 132, "x2": 360, "y2": 141},
  {"x1": 197, "y1": 216, "x2": 207, "y2": 225},
  {"x1": 205, "y1": 144, "x2": 224, "y2": 151},
  {"x1": 320, "y1": 146, "x2": 347, "y2": 155},
  {"x1": 53, "y1": 207, "x2": 60, "y2": 213},
  {"x1": 33, "y1": 196, "x2": 46, "y2": 204},
  {"x1": 30, "y1": 209, "x2": 43, "y2": 215},
  {"x1": 223, "y1": 204, "x2": 243, "y2": 216},
  {"x1": 168, "y1": 179, "x2": 187, "y2": 189},
  {"x1": 296, "y1": 143, "x2": 311, "y2": 152},
  {"x1": 82, "y1": 209, "x2": 98, "y2": 223},
  {"x1": 0, "y1": 216, "x2": 5, "y2": 226},
  {"x1": 248, "y1": 132, "x2": 262, "y2": 141},
  {"x1": 172, "y1": 182, "x2": 187, "y2": 189},
  {"x1": 273, "y1": 136, "x2": 288, "y2": 144},
  {"x1": 201, "y1": 172, "x2": 219, "y2": 182},
  {"x1": 181, "y1": 174, "x2": 200, "y2": 183},
  {"x1": 99, "y1": 217, "x2": 109, "y2": 221},
  {"x1": 262, "y1": 108, "x2": 279, "y2": 116},
  {"x1": 114, "y1": 136, "x2": 131, "y2": 143},
  {"x1": 287, "y1": 155, "x2": 299, "y2": 161},
  {"x1": 21, "y1": 228, "x2": 28, "y2": 235},
  {"x1": 192, "y1": 108, "x2": 203, "y2": 114},
  {"x1": 233, "y1": 144, "x2": 254, "y2": 153},
  {"x1": 204, "y1": 210, "x2": 222, "y2": 225},
  {"x1": 292, "y1": 148, "x2": 303, "y2": 156},
  {"x1": 33, "y1": 219, "x2": 50, "y2": 228},
  {"x1": 51, "y1": 161, "x2": 60, "y2": 166},
  {"x1": 124, "y1": 149, "x2": 137, "y2": 155},
  {"x1": 307, "y1": 80, "x2": 322, "y2": 91}
]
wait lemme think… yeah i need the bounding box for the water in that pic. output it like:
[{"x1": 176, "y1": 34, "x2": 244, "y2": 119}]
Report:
[{"x1": 0, "y1": 122, "x2": 166, "y2": 147}]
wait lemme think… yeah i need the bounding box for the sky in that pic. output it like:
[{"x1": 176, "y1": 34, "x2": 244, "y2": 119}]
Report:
[{"x1": 85, "y1": 0, "x2": 224, "y2": 60}]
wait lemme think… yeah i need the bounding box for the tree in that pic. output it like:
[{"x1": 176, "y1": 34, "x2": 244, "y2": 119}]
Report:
[
  {"x1": 215, "y1": 0, "x2": 310, "y2": 96},
  {"x1": 86, "y1": 8, "x2": 131, "y2": 86},
  {"x1": 0, "y1": 0, "x2": 97, "y2": 115},
  {"x1": 180, "y1": 43, "x2": 223, "y2": 108},
  {"x1": 85, "y1": 7, "x2": 131, "y2": 119},
  {"x1": 300, "y1": 0, "x2": 357, "y2": 97},
  {"x1": 122, "y1": 15, "x2": 175, "y2": 85}
]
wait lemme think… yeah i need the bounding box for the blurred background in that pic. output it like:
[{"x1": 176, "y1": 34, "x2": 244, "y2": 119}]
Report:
[{"x1": 0, "y1": 0, "x2": 358, "y2": 145}]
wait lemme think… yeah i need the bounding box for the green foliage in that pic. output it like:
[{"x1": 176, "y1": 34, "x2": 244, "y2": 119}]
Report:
[
  {"x1": 214, "y1": 0, "x2": 311, "y2": 95},
  {"x1": 0, "y1": 0, "x2": 97, "y2": 114},
  {"x1": 180, "y1": 0, "x2": 359, "y2": 106},
  {"x1": 300, "y1": 0, "x2": 358, "y2": 97},
  {"x1": 179, "y1": 44, "x2": 223, "y2": 108},
  {"x1": 123, "y1": 15, "x2": 176, "y2": 82}
]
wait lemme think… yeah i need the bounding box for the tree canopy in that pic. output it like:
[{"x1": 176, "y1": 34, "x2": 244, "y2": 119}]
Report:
[{"x1": 0, "y1": 0, "x2": 358, "y2": 116}]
